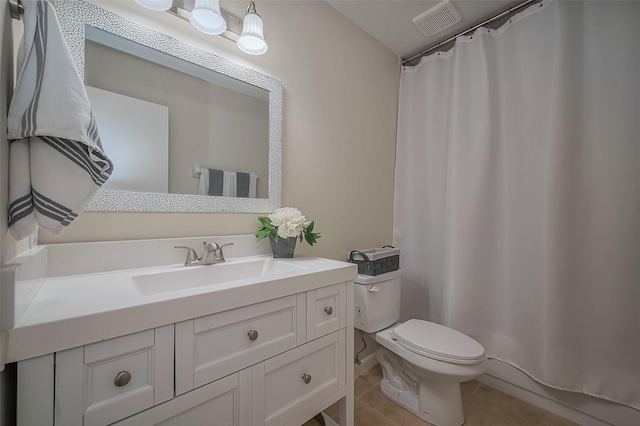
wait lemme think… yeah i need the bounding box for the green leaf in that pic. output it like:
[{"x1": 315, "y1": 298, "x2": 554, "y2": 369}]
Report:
[
  {"x1": 258, "y1": 216, "x2": 272, "y2": 227},
  {"x1": 303, "y1": 227, "x2": 321, "y2": 246},
  {"x1": 256, "y1": 216, "x2": 277, "y2": 242},
  {"x1": 255, "y1": 228, "x2": 272, "y2": 242}
]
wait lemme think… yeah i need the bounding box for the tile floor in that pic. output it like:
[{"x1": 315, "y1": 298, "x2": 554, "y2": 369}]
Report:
[{"x1": 303, "y1": 364, "x2": 577, "y2": 426}]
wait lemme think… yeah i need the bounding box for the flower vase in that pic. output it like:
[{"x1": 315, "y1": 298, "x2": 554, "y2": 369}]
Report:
[{"x1": 270, "y1": 236, "x2": 297, "y2": 258}]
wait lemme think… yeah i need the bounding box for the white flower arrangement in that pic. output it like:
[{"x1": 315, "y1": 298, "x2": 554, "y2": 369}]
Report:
[{"x1": 256, "y1": 207, "x2": 321, "y2": 246}]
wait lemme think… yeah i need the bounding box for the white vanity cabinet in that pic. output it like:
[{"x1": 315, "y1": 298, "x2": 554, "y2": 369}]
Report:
[
  {"x1": 54, "y1": 326, "x2": 175, "y2": 426},
  {"x1": 112, "y1": 370, "x2": 253, "y2": 426},
  {"x1": 251, "y1": 329, "x2": 346, "y2": 426},
  {"x1": 307, "y1": 283, "x2": 347, "y2": 340},
  {"x1": 16, "y1": 280, "x2": 354, "y2": 426},
  {"x1": 175, "y1": 294, "x2": 307, "y2": 395}
]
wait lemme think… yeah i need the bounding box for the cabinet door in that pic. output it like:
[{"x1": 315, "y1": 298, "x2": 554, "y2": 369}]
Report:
[
  {"x1": 251, "y1": 330, "x2": 346, "y2": 426},
  {"x1": 17, "y1": 354, "x2": 54, "y2": 426},
  {"x1": 113, "y1": 369, "x2": 252, "y2": 426},
  {"x1": 307, "y1": 283, "x2": 346, "y2": 341},
  {"x1": 55, "y1": 325, "x2": 174, "y2": 426},
  {"x1": 176, "y1": 294, "x2": 305, "y2": 395}
]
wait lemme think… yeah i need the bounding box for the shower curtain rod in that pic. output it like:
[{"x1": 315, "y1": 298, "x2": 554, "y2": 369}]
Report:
[{"x1": 402, "y1": 0, "x2": 541, "y2": 66}]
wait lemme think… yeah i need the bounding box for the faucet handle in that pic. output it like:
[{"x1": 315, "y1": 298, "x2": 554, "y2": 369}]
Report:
[
  {"x1": 204, "y1": 242, "x2": 234, "y2": 251},
  {"x1": 175, "y1": 246, "x2": 199, "y2": 265},
  {"x1": 211, "y1": 242, "x2": 234, "y2": 263}
]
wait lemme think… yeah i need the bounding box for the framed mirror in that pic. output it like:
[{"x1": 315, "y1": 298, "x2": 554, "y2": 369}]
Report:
[{"x1": 54, "y1": 0, "x2": 282, "y2": 213}]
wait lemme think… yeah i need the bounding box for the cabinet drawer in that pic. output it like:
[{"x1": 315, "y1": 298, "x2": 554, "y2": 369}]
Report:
[
  {"x1": 113, "y1": 369, "x2": 252, "y2": 426},
  {"x1": 55, "y1": 325, "x2": 174, "y2": 426},
  {"x1": 252, "y1": 329, "x2": 346, "y2": 426},
  {"x1": 307, "y1": 283, "x2": 346, "y2": 340},
  {"x1": 176, "y1": 294, "x2": 306, "y2": 394}
]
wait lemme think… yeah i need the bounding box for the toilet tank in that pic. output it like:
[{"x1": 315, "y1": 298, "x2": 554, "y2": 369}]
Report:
[{"x1": 354, "y1": 269, "x2": 402, "y2": 333}]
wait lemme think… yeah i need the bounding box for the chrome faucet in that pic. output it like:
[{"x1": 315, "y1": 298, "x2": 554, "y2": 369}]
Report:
[{"x1": 175, "y1": 241, "x2": 234, "y2": 266}]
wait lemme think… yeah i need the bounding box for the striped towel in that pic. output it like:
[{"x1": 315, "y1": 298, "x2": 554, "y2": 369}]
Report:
[
  {"x1": 198, "y1": 168, "x2": 257, "y2": 198},
  {"x1": 7, "y1": 0, "x2": 112, "y2": 240}
]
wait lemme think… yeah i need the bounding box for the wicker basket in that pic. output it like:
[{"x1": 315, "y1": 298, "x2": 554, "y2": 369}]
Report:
[{"x1": 347, "y1": 246, "x2": 400, "y2": 276}]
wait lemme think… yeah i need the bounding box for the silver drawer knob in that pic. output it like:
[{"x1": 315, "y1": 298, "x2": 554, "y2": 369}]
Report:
[
  {"x1": 114, "y1": 371, "x2": 131, "y2": 388},
  {"x1": 248, "y1": 329, "x2": 259, "y2": 341},
  {"x1": 302, "y1": 373, "x2": 312, "y2": 384},
  {"x1": 324, "y1": 306, "x2": 333, "y2": 315}
]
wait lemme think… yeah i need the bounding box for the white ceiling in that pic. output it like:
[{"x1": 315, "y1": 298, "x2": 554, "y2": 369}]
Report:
[{"x1": 326, "y1": 0, "x2": 522, "y2": 60}]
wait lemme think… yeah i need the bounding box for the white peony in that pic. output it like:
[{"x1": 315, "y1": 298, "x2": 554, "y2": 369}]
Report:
[
  {"x1": 269, "y1": 207, "x2": 308, "y2": 239},
  {"x1": 256, "y1": 206, "x2": 320, "y2": 247}
]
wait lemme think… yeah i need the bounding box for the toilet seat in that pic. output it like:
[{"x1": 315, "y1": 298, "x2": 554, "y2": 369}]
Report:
[{"x1": 391, "y1": 319, "x2": 485, "y2": 365}]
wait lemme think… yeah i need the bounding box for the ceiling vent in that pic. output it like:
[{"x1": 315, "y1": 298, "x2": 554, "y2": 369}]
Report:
[{"x1": 412, "y1": 0, "x2": 462, "y2": 38}]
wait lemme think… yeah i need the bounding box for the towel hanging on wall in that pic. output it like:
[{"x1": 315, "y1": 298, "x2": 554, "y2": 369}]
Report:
[
  {"x1": 7, "y1": 0, "x2": 112, "y2": 240},
  {"x1": 196, "y1": 167, "x2": 257, "y2": 198}
]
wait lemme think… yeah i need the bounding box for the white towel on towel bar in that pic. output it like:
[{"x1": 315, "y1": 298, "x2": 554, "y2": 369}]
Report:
[
  {"x1": 197, "y1": 167, "x2": 257, "y2": 198},
  {"x1": 248, "y1": 173, "x2": 257, "y2": 199},
  {"x1": 198, "y1": 168, "x2": 209, "y2": 196},
  {"x1": 7, "y1": 0, "x2": 112, "y2": 240},
  {"x1": 223, "y1": 171, "x2": 236, "y2": 197}
]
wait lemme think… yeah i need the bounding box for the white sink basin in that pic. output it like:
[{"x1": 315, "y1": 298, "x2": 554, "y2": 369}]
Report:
[{"x1": 133, "y1": 257, "x2": 306, "y2": 295}]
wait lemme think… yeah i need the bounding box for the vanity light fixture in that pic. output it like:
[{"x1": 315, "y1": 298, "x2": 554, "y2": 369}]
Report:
[
  {"x1": 134, "y1": 0, "x2": 172, "y2": 12},
  {"x1": 237, "y1": 1, "x2": 268, "y2": 55},
  {"x1": 134, "y1": 0, "x2": 268, "y2": 56},
  {"x1": 190, "y1": 0, "x2": 227, "y2": 35}
]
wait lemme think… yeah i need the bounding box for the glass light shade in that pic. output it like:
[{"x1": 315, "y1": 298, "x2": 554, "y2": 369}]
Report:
[
  {"x1": 190, "y1": 0, "x2": 227, "y2": 35},
  {"x1": 134, "y1": 0, "x2": 172, "y2": 12},
  {"x1": 237, "y1": 13, "x2": 268, "y2": 55}
]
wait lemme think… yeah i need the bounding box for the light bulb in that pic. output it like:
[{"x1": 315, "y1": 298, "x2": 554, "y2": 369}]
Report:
[
  {"x1": 237, "y1": 2, "x2": 268, "y2": 55},
  {"x1": 190, "y1": 0, "x2": 227, "y2": 35}
]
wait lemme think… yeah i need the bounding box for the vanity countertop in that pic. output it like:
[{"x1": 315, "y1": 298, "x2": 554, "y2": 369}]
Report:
[{"x1": 6, "y1": 254, "x2": 356, "y2": 363}]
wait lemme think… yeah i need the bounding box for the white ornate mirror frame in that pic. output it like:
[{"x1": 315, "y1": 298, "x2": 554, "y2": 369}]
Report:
[{"x1": 54, "y1": 0, "x2": 282, "y2": 213}]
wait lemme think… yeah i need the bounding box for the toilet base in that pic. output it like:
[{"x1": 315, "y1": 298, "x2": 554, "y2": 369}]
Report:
[{"x1": 377, "y1": 348, "x2": 465, "y2": 426}]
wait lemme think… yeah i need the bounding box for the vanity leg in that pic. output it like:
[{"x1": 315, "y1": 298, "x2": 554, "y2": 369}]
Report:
[
  {"x1": 17, "y1": 354, "x2": 54, "y2": 426},
  {"x1": 338, "y1": 393, "x2": 354, "y2": 426},
  {"x1": 339, "y1": 281, "x2": 354, "y2": 426}
]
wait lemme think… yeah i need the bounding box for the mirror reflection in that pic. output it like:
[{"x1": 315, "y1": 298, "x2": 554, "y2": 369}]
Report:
[
  {"x1": 55, "y1": 0, "x2": 282, "y2": 213},
  {"x1": 85, "y1": 28, "x2": 270, "y2": 199}
]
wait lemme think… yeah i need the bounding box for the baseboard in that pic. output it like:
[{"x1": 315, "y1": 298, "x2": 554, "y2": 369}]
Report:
[
  {"x1": 355, "y1": 353, "x2": 378, "y2": 377},
  {"x1": 478, "y1": 359, "x2": 640, "y2": 426}
]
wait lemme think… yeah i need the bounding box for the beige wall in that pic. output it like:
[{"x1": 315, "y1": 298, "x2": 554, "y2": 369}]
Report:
[
  {"x1": 0, "y1": 1, "x2": 27, "y2": 264},
  {"x1": 1, "y1": 2, "x2": 18, "y2": 424},
  {"x1": 38, "y1": 0, "x2": 400, "y2": 261},
  {"x1": 0, "y1": 1, "x2": 10, "y2": 264}
]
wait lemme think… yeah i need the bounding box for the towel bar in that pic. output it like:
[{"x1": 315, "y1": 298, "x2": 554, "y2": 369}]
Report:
[
  {"x1": 10, "y1": 0, "x2": 24, "y2": 20},
  {"x1": 193, "y1": 165, "x2": 258, "y2": 179}
]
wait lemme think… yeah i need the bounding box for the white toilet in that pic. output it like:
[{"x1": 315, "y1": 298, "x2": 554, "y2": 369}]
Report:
[{"x1": 354, "y1": 269, "x2": 487, "y2": 426}]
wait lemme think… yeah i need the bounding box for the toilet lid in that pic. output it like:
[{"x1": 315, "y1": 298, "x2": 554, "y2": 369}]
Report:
[{"x1": 391, "y1": 319, "x2": 485, "y2": 365}]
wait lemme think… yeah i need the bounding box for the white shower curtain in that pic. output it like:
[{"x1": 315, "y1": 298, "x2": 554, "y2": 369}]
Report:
[{"x1": 394, "y1": 0, "x2": 640, "y2": 409}]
